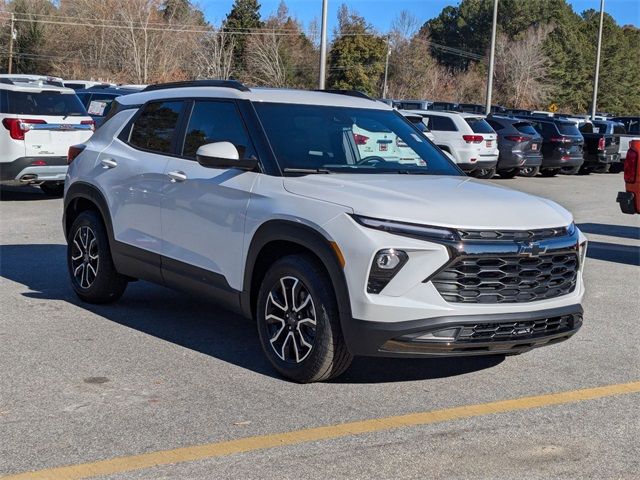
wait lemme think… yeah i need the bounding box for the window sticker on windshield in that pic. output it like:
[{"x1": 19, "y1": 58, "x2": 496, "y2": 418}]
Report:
[
  {"x1": 88, "y1": 100, "x2": 107, "y2": 116},
  {"x1": 411, "y1": 133, "x2": 423, "y2": 142},
  {"x1": 593, "y1": 127, "x2": 600, "y2": 133}
]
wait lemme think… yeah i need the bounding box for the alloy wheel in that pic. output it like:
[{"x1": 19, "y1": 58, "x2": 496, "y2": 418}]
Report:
[
  {"x1": 264, "y1": 276, "x2": 317, "y2": 363},
  {"x1": 71, "y1": 226, "x2": 99, "y2": 289}
]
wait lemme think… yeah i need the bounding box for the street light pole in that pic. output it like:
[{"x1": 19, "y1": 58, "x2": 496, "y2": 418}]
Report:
[
  {"x1": 485, "y1": 0, "x2": 498, "y2": 115},
  {"x1": 382, "y1": 35, "x2": 390, "y2": 98},
  {"x1": 591, "y1": 0, "x2": 605, "y2": 120},
  {"x1": 318, "y1": 0, "x2": 328, "y2": 89},
  {"x1": 8, "y1": 13, "x2": 15, "y2": 74}
]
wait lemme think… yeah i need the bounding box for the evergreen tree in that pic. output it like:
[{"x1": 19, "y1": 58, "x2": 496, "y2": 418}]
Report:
[{"x1": 223, "y1": 0, "x2": 262, "y2": 76}]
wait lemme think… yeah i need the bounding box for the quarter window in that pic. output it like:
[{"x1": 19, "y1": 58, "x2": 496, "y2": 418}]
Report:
[
  {"x1": 426, "y1": 115, "x2": 457, "y2": 131},
  {"x1": 129, "y1": 101, "x2": 183, "y2": 154},
  {"x1": 182, "y1": 101, "x2": 255, "y2": 159}
]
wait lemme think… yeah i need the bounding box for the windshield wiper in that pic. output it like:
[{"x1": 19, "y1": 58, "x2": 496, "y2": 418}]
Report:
[{"x1": 283, "y1": 168, "x2": 332, "y2": 175}]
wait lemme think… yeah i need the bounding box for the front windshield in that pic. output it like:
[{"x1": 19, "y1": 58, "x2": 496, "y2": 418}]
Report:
[{"x1": 254, "y1": 103, "x2": 461, "y2": 175}]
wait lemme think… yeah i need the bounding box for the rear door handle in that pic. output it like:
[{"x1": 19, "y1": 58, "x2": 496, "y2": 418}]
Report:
[
  {"x1": 168, "y1": 170, "x2": 187, "y2": 182},
  {"x1": 100, "y1": 158, "x2": 117, "y2": 169}
]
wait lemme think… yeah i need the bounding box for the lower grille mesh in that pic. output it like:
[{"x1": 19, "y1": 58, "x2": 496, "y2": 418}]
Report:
[{"x1": 457, "y1": 315, "x2": 574, "y2": 342}]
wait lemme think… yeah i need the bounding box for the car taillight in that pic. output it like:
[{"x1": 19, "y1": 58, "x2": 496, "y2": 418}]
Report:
[
  {"x1": 504, "y1": 135, "x2": 529, "y2": 142},
  {"x1": 624, "y1": 148, "x2": 638, "y2": 183},
  {"x1": 550, "y1": 136, "x2": 572, "y2": 144},
  {"x1": 81, "y1": 119, "x2": 96, "y2": 131},
  {"x1": 598, "y1": 137, "x2": 605, "y2": 151},
  {"x1": 353, "y1": 133, "x2": 369, "y2": 145},
  {"x1": 67, "y1": 144, "x2": 86, "y2": 164},
  {"x1": 1, "y1": 118, "x2": 46, "y2": 140},
  {"x1": 462, "y1": 135, "x2": 483, "y2": 143}
]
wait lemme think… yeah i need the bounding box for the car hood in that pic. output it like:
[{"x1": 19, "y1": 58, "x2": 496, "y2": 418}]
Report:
[{"x1": 283, "y1": 174, "x2": 572, "y2": 230}]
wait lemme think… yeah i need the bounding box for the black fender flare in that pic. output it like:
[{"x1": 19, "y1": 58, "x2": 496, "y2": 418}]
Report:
[
  {"x1": 241, "y1": 220, "x2": 353, "y2": 329},
  {"x1": 63, "y1": 181, "x2": 114, "y2": 242}
]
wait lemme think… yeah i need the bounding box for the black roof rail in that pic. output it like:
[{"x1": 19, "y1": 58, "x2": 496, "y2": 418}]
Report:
[
  {"x1": 142, "y1": 79, "x2": 250, "y2": 92},
  {"x1": 316, "y1": 89, "x2": 374, "y2": 101}
]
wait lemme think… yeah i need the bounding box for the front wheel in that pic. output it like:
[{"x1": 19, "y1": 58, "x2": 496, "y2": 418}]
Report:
[
  {"x1": 67, "y1": 210, "x2": 128, "y2": 303},
  {"x1": 256, "y1": 255, "x2": 352, "y2": 383},
  {"x1": 473, "y1": 167, "x2": 496, "y2": 179},
  {"x1": 518, "y1": 166, "x2": 539, "y2": 177}
]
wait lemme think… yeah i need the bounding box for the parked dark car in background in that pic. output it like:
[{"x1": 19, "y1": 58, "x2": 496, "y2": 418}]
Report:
[
  {"x1": 428, "y1": 101, "x2": 460, "y2": 111},
  {"x1": 486, "y1": 115, "x2": 543, "y2": 178},
  {"x1": 516, "y1": 115, "x2": 585, "y2": 176},
  {"x1": 75, "y1": 85, "x2": 142, "y2": 127},
  {"x1": 578, "y1": 120, "x2": 622, "y2": 173}
]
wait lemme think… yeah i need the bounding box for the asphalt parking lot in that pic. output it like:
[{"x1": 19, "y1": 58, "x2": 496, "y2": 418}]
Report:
[{"x1": 1, "y1": 173, "x2": 639, "y2": 480}]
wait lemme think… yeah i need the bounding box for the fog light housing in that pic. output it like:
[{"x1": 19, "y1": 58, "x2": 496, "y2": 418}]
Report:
[
  {"x1": 367, "y1": 249, "x2": 408, "y2": 294},
  {"x1": 414, "y1": 328, "x2": 460, "y2": 342}
]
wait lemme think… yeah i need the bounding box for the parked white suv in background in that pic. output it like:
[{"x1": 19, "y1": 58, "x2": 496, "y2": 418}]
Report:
[
  {"x1": 63, "y1": 81, "x2": 586, "y2": 383},
  {"x1": 0, "y1": 75, "x2": 95, "y2": 196},
  {"x1": 418, "y1": 110, "x2": 499, "y2": 178}
]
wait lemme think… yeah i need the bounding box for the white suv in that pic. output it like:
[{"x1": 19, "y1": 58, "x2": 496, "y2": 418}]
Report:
[
  {"x1": 418, "y1": 110, "x2": 499, "y2": 178},
  {"x1": 63, "y1": 81, "x2": 586, "y2": 382},
  {"x1": 0, "y1": 75, "x2": 95, "y2": 196}
]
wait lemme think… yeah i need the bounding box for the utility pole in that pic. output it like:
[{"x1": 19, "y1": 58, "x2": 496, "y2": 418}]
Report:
[
  {"x1": 8, "y1": 13, "x2": 15, "y2": 74},
  {"x1": 591, "y1": 0, "x2": 605, "y2": 120},
  {"x1": 485, "y1": 0, "x2": 498, "y2": 115},
  {"x1": 382, "y1": 35, "x2": 390, "y2": 98},
  {"x1": 318, "y1": 0, "x2": 328, "y2": 89}
]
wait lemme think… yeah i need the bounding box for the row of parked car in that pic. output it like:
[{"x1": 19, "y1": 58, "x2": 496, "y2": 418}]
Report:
[{"x1": 1, "y1": 73, "x2": 638, "y2": 197}]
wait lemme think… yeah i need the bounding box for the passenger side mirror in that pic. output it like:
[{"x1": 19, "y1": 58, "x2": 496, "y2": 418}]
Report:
[{"x1": 196, "y1": 142, "x2": 258, "y2": 171}]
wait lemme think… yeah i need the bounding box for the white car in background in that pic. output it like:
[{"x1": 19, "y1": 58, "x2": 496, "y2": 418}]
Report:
[
  {"x1": 418, "y1": 110, "x2": 499, "y2": 178},
  {"x1": 63, "y1": 80, "x2": 115, "y2": 90},
  {"x1": 0, "y1": 76, "x2": 95, "y2": 196}
]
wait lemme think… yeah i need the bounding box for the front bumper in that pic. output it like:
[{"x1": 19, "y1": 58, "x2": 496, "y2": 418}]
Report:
[
  {"x1": 0, "y1": 156, "x2": 67, "y2": 185},
  {"x1": 343, "y1": 304, "x2": 583, "y2": 357},
  {"x1": 617, "y1": 191, "x2": 638, "y2": 214}
]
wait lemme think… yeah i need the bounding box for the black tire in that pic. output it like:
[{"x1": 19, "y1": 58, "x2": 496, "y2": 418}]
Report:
[
  {"x1": 540, "y1": 168, "x2": 559, "y2": 177},
  {"x1": 518, "y1": 166, "x2": 540, "y2": 177},
  {"x1": 497, "y1": 168, "x2": 518, "y2": 179},
  {"x1": 40, "y1": 182, "x2": 64, "y2": 197},
  {"x1": 579, "y1": 165, "x2": 593, "y2": 175},
  {"x1": 256, "y1": 254, "x2": 352, "y2": 383},
  {"x1": 593, "y1": 164, "x2": 610, "y2": 173},
  {"x1": 473, "y1": 167, "x2": 496, "y2": 179},
  {"x1": 609, "y1": 162, "x2": 624, "y2": 174},
  {"x1": 67, "y1": 210, "x2": 127, "y2": 304},
  {"x1": 560, "y1": 166, "x2": 580, "y2": 175}
]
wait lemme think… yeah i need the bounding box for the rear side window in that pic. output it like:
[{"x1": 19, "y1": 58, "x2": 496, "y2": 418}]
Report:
[
  {"x1": 426, "y1": 115, "x2": 457, "y2": 131},
  {"x1": 3, "y1": 90, "x2": 86, "y2": 116},
  {"x1": 613, "y1": 124, "x2": 626, "y2": 135},
  {"x1": 556, "y1": 122, "x2": 581, "y2": 136},
  {"x1": 129, "y1": 101, "x2": 183, "y2": 154},
  {"x1": 579, "y1": 123, "x2": 594, "y2": 134},
  {"x1": 514, "y1": 122, "x2": 538, "y2": 135},
  {"x1": 86, "y1": 94, "x2": 118, "y2": 117},
  {"x1": 466, "y1": 118, "x2": 495, "y2": 133},
  {"x1": 182, "y1": 101, "x2": 256, "y2": 159}
]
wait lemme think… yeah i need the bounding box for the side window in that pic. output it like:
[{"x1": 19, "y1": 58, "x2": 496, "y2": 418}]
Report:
[
  {"x1": 182, "y1": 101, "x2": 256, "y2": 160},
  {"x1": 129, "y1": 101, "x2": 183, "y2": 154},
  {"x1": 541, "y1": 122, "x2": 556, "y2": 137},
  {"x1": 427, "y1": 115, "x2": 457, "y2": 132},
  {"x1": 580, "y1": 123, "x2": 594, "y2": 134},
  {"x1": 486, "y1": 119, "x2": 503, "y2": 131}
]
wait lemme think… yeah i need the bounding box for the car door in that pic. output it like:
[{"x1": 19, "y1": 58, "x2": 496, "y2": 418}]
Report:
[
  {"x1": 96, "y1": 100, "x2": 185, "y2": 269},
  {"x1": 160, "y1": 99, "x2": 259, "y2": 293}
]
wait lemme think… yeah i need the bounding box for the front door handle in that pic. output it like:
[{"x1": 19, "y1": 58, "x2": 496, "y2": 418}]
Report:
[
  {"x1": 168, "y1": 170, "x2": 187, "y2": 182},
  {"x1": 100, "y1": 158, "x2": 117, "y2": 169}
]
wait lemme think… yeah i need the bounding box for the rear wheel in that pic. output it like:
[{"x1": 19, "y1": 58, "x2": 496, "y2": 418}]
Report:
[
  {"x1": 593, "y1": 164, "x2": 610, "y2": 173},
  {"x1": 67, "y1": 210, "x2": 128, "y2": 304},
  {"x1": 256, "y1": 254, "x2": 352, "y2": 383},
  {"x1": 518, "y1": 166, "x2": 539, "y2": 177},
  {"x1": 497, "y1": 168, "x2": 519, "y2": 179},
  {"x1": 540, "y1": 168, "x2": 559, "y2": 177},
  {"x1": 40, "y1": 182, "x2": 64, "y2": 197},
  {"x1": 579, "y1": 165, "x2": 593, "y2": 175},
  {"x1": 473, "y1": 167, "x2": 496, "y2": 179},
  {"x1": 561, "y1": 166, "x2": 580, "y2": 175},
  {"x1": 609, "y1": 162, "x2": 624, "y2": 173}
]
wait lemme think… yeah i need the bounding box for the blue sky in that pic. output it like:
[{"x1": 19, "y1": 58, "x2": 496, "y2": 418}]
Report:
[{"x1": 202, "y1": 0, "x2": 640, "y2": 33}]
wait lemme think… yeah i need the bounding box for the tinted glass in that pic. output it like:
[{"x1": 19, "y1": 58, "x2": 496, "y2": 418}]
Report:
[
  {"x1": 76, "y1": 93, "x2": 90, "y2": 106},
  {"x1": 579, "y1": 123, "x2": 594, "y2": 133},
  {"x1": 64, "y1": 83, "x2": 85, "y2": 90},
  {"x1": 86, "y1": 94, "x2": 118, "y2": 117},
  {"x1": 254, "y1": 103, "x2": 460, "y2": 175},
  {"x1": 485, "y1": 119, "x2": 504, "y2": 131},
  {"x1": 465, "y1": 117, "x2": 495, "y2": 133},
  {"x1": 426, "y1": 115, "x2": 457, "y2": 131},
  {"x1": 182, "y1": 101, "x2": 255, "y2": 159},
  {"x1": 129, "y1": 101, "x2": 183, "y2": 154},
  {"x1": 613, "y1": 124, "x2": 626, "y2": 135},
  {"x1": 5, "y1": 90, "x2": 86, "y2": 116},
  {"x1": 514, "y1": 122, "x2": 538, "y2": 135},
  {"x1": 556, "y1": 122, "x2": 581, "y2": 136}
]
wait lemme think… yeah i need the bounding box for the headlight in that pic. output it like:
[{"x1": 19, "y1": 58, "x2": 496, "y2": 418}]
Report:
[{"x1": 352, "y1": 215, "x2": 458, "y2": 242}]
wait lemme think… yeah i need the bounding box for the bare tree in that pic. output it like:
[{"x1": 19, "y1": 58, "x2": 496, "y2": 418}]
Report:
[
  {"x1": 245, "y1": 31, "x2": 286, "y2": 87},
  {"x1": 192, "y1": 30, "x2": 235, "y2": 80}
]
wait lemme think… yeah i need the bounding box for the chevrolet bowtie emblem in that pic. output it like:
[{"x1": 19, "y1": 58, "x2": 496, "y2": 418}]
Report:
[{"x1": 518, "y1": 242, "x2": 547, "y2": 257}]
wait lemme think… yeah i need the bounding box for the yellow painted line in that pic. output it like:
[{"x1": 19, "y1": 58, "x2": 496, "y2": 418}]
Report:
[{"x1": 4, "y1": 381, "x2": 640, "y2": 480}]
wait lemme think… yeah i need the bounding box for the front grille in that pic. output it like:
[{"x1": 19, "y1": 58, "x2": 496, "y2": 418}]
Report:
[
  {"x1": 457, "y1": 227, "x2": 569, "y2": 241},
  {"x1": 456, "y1": 314, "x2": 575, "y2": 342},
  {"x1": 431, "y1": 251, "x2": 578, "y2": 303}
]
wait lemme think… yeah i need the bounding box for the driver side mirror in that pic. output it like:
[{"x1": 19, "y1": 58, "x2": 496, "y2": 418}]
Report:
[{"x1": 196, "y1": 142, "x2": 258, "y2": 171}]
